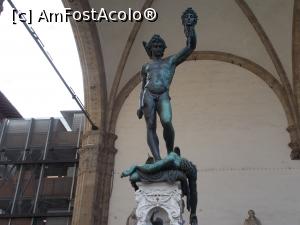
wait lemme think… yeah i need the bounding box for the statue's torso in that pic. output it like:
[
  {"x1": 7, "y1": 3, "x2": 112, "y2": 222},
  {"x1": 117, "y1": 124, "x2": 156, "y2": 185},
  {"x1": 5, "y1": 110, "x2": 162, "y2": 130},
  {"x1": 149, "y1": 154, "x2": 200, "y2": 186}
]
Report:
[
  {"x1": 144, "y1": 58, "x2": 175, "y2": 94},
  {"x1": 244, "y1": 218, "x2": 261, "y2": 225}
]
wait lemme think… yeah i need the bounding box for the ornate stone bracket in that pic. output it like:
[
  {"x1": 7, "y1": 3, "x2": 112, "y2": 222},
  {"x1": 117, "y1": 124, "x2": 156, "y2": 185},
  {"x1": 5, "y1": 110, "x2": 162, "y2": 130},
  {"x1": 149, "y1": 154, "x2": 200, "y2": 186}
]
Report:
[
  {"x1": 286, "y1": 125, "x2": 300, "y2": 160},
  {"x1": 289, "y1": 142, "x2": 300, "y2": 160},
  {"x1": 135, "y1": 182, "x2": 184, "y2": 225}
]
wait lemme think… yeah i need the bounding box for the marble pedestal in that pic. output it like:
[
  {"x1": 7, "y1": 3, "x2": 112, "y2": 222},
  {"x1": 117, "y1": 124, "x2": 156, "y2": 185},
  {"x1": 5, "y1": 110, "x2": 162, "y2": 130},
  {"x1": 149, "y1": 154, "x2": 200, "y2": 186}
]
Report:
[{"x1": 135, "y1": 182, "x2": 184, "y2": 225}]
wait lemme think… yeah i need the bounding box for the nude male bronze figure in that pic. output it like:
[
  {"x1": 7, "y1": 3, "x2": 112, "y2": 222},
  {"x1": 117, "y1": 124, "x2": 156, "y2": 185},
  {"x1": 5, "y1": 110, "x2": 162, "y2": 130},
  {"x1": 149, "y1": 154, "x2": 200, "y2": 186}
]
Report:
[{"x1": 137, "y1": 8, "x2": 198, "y2": 160}]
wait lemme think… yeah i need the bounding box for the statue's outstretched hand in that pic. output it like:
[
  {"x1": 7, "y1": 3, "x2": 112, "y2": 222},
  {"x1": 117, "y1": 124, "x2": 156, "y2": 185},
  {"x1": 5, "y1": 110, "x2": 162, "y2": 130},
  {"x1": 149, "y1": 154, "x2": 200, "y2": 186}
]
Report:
[
  {"x1": 184, "y1": 25, "x2": 195, "y2": 38},
  {"x1": 137, "y1": 108, "x2": 143, "y2": 119}
]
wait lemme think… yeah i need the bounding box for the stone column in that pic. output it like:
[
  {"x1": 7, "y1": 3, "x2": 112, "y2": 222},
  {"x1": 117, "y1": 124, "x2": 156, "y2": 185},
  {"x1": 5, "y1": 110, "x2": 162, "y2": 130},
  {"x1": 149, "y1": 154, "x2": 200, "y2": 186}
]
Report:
[
  {"x1": 72, "y1": 131, "x2": 118, "y2": 225},
  {"x1": 93, "y1": 133, "x2": 118, "y2": 225},
  {"x1": 135, "y1": 182, "x2": 184, "y2": 225}
]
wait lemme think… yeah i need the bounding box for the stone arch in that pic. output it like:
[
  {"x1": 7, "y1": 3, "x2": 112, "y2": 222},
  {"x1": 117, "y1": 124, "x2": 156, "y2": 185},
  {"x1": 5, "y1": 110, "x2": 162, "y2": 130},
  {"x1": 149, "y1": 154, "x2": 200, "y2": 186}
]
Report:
[
  {"x1": 61, "y1": 0, "x2": 107, "y2": 131},
  {"x1": 109, "y1": 51, "x2": 293, "y2": 137},
  {"x1": 60, "y1": 1, "x2": 111, "y2": 225}
]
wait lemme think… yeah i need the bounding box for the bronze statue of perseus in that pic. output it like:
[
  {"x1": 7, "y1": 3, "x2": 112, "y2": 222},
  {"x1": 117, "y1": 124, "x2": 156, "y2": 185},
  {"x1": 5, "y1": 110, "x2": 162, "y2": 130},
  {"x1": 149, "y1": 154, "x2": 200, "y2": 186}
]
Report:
[{"x1": 137, "y1": 7, "x2": 198, "y2": 160}]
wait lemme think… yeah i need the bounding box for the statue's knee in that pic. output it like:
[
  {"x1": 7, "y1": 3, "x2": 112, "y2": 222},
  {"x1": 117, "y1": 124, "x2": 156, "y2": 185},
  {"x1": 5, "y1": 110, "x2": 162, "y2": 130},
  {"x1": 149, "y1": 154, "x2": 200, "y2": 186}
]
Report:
[
  {"x1": 146, "y1": 121, "x2": 156, "y2": 130},
  {"x1": 161, "y1": 119, "x2": 172, "y2": 128}
]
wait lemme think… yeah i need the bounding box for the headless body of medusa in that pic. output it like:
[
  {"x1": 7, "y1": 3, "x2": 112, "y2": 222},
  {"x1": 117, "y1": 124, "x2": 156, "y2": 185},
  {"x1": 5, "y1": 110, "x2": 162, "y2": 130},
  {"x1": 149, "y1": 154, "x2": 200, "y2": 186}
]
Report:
[
  {"x1": 121, "y1": 149, "x2": 198, "y2": 225},
  {"x1": 137, "y1": 26, "x2": 196, "y2": 161}
]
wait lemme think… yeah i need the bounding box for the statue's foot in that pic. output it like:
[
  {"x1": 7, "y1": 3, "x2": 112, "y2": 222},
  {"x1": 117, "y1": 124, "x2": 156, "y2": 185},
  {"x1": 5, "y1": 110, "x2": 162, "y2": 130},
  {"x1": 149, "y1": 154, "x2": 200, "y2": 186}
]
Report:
[
  {"x1": 121, "y1": 166, "x2": 136, "y2": 178},
  {"x1": 190, "y1": 214, "x2": 198, "y2": 225}
]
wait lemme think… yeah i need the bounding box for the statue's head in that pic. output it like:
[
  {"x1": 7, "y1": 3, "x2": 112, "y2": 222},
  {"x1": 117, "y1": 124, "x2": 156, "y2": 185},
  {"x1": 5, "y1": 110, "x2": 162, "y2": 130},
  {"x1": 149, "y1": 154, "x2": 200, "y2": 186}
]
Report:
[
  {"x1": 143, "y1": 34, "x2": 167, "y2": 59},
  {"x1": 181, "y1": 7, "x2": 198, "y2": 27},
  {"x1": 248, "y1": 210, "x2": 255, "y2": 218}
]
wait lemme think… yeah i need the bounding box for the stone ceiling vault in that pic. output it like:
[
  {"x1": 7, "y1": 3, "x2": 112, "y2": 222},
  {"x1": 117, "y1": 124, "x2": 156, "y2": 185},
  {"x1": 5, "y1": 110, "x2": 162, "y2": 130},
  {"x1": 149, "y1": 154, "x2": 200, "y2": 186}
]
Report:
[{"x1": 65, "y1": 0, "x2": 300, "y2": 156}]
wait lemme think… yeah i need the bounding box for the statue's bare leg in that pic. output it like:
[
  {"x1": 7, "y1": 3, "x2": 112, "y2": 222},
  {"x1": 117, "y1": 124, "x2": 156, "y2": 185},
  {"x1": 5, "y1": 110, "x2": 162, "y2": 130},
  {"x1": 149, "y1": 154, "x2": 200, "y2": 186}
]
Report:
[
  {"x1": 143, "y1": 91, "x2": 161, "y2": 160},
  {"x1": 158, "y1": 93, "x2": 174, "y2": 154}
]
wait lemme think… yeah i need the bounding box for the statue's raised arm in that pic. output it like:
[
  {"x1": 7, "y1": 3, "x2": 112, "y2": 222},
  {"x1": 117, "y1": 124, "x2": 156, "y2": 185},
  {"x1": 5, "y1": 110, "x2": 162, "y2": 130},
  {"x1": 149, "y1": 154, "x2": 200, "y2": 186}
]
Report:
[{"x1": 170, "y1": 7, "x2": 198, "y2": 66}]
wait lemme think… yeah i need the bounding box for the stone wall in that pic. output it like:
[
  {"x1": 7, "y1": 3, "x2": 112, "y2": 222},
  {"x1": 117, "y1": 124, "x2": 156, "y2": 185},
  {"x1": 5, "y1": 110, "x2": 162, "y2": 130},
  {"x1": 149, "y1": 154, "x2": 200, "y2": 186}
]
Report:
[{"x1": 109, "y1": 61, "x2": 300, "y2": 225}]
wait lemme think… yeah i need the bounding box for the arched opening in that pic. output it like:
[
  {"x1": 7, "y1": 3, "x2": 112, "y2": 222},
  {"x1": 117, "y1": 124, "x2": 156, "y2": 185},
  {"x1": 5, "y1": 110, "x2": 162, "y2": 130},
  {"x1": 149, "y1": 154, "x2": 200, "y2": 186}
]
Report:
[
  {"x1": 61, "y1": 0, "x2": 107, "y2": 131},
  {"x1": 109, "y1": 59, "x2": 300, "y2": 225},
  {"x1": 111, "y1": 51, "x2": 292, "y2": 134}
]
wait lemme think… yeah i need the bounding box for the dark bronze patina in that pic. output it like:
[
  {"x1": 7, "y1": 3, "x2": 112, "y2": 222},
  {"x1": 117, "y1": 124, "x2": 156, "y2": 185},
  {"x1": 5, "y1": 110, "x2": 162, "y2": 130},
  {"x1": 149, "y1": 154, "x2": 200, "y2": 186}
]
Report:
[
  {"x1": 123, "y1": 8, "x2": 199, "y2": 225},
  {"x1": 138, "y1": 8, "x2": 198, "y2": 160}
]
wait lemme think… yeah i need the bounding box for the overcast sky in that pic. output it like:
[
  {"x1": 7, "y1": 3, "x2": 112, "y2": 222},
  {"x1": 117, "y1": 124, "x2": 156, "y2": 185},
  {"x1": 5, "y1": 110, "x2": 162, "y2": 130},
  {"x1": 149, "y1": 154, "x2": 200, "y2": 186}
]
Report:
[{"x1": 0, "y1": 0, "x2": 84, "y2": 119}]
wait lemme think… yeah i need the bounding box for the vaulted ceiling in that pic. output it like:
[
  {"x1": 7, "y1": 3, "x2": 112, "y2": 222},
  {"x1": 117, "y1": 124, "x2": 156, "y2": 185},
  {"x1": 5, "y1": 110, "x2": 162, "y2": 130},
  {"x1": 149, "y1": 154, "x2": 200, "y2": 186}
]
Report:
[
  {"x1": 64, "y1": 0, "x2": 300, "y2": 158},
  {"x1": 88, "y1": 0, "x2": 294, "y2": 93}
]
